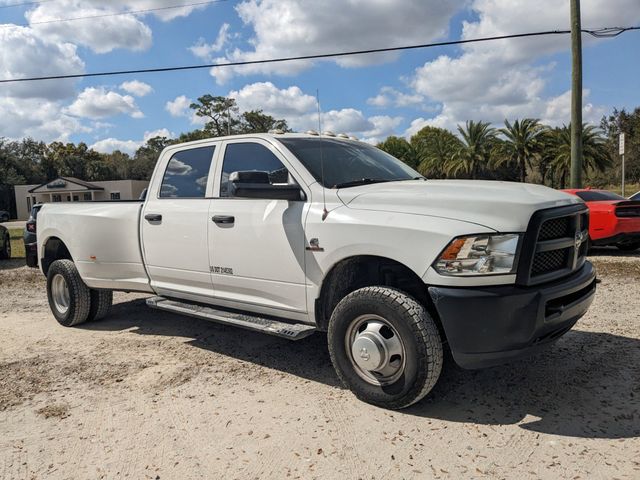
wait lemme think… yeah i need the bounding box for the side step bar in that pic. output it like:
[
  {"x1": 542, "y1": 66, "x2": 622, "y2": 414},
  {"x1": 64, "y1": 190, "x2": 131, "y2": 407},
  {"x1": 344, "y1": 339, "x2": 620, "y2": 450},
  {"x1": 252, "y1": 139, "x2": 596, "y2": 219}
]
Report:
[{"x1": 146, "y1": 296, "x2": 316, "y2": 341}]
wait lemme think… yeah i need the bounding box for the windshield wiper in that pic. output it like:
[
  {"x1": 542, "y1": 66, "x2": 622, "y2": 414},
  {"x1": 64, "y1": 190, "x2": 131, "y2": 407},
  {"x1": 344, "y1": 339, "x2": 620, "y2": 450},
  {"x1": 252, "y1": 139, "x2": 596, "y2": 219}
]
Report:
[{"x1": 332, "y1": 178, "x2": 393, "y2": 188}]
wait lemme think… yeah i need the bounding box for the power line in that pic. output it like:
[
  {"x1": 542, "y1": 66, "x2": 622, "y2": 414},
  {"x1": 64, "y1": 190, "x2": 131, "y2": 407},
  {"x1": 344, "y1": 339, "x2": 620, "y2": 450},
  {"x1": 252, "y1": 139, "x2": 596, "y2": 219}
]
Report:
[
  {"x1": 0, "y1": 0, "x2": 229, "y2": 26},
  {"x1": 0, "y1": 0, "x2": 55, "y2": 9},
  {"x1": 0, "y1": 26, "x2": 637, "y2": 85}
]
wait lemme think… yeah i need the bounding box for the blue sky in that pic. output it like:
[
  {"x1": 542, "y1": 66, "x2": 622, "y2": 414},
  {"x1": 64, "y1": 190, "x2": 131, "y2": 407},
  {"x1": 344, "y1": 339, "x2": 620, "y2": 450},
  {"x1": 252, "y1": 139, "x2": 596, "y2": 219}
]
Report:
[{"x1": 0, "y1": 0, "x2": 639, "y2": 154}]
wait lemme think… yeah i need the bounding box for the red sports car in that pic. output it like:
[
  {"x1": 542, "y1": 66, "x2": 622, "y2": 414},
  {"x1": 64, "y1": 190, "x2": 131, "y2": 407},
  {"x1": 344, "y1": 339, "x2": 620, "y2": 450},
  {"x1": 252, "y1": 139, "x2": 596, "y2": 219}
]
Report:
[{"x1": 562, "y1": 189, "x2": 640, "y2": 251}]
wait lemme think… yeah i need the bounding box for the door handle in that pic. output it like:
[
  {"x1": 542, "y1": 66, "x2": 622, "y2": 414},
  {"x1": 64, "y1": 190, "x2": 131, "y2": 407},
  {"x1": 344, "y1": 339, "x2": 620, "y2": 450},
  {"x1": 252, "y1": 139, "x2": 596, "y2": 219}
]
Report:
[
  {"x1": 212, "y1": 215, "x2": 235, "y2": 225},
  {"x1": 145, "y1": 213, "x2": 162, "y2": 222}
]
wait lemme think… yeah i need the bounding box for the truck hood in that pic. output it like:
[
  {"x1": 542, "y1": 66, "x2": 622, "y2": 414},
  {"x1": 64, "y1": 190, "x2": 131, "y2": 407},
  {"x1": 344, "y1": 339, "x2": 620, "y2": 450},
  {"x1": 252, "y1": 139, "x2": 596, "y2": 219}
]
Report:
[{"x1": 337, "y1": 179, "x2": 583, "y2": 232}]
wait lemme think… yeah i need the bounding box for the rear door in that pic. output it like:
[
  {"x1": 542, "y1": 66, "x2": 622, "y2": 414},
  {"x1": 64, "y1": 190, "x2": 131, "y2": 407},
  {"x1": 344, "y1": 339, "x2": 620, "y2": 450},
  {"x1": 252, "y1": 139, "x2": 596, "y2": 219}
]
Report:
[
  {"x1": 142, "y1": 143, "x2": 218, "y2": 299},
  {"x1": 208, "y1": 138, "x2": 309, "y2": 314}
]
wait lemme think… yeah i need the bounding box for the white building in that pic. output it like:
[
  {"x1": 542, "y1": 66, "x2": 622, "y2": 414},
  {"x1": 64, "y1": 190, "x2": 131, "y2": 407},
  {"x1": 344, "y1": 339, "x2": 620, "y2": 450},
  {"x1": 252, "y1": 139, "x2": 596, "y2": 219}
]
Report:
[{"x1": 14, "y1": 177, "x2": 149, "y2": 220}]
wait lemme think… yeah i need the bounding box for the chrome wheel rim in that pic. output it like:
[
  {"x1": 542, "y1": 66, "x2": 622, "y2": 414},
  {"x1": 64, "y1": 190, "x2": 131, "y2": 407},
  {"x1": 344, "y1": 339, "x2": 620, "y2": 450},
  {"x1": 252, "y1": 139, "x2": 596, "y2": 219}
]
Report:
[
  {"x1": 51, "y1": 274, "x2": 70, "y2": 314},
  {"x1": 345, "y1": 314, "x2": 406, "y2": 386}
]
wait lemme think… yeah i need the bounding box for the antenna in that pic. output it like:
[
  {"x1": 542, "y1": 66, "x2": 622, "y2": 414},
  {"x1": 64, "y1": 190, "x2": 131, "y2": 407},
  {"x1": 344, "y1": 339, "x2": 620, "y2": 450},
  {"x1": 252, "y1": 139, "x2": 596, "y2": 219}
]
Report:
[{"x1": 316, "y1": 89, "x2": 328, "y2": 221}]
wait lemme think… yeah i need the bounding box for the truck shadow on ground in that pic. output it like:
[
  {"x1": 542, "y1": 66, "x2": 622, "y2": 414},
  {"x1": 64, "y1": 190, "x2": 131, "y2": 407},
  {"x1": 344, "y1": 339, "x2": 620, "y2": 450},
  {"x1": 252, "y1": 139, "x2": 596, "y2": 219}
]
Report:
[
  {"x1": 0, "y1": 258, "x2": 27, "y2": 271},
  {"x1": 84, "y1": 297, "x2": 640, "y2": 440},
  {"x1": 588, "y1": 246, "x2": 640, "y2": 257}
]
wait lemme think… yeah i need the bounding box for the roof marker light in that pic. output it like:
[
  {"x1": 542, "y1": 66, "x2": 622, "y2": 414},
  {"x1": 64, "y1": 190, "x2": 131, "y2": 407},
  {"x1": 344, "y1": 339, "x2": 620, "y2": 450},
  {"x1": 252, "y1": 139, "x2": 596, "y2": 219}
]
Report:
[
  {"x1": 322, "y1": 131, "x2": 336, "y2": 137},
  {"x1": 305, "y1": 129, "x2": 319, "y2": 136}
]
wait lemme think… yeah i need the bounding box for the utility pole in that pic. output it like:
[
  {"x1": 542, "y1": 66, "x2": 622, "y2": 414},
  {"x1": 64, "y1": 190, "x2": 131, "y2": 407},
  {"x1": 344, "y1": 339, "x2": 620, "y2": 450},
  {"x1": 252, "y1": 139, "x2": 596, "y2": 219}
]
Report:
[
  {"x1": 570, "y1": 0, "x2": 583, "y2": 188},
  {"x1": 620, "y1": 133, "x2": 626, "y2": 196}
]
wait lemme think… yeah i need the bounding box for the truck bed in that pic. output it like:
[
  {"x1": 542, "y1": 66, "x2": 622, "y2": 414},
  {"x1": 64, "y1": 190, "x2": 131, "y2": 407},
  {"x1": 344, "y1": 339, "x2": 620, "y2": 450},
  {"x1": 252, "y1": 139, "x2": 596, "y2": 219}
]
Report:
[{"x1": 38, "y1": 201, "x2": 153, "y2": 293}]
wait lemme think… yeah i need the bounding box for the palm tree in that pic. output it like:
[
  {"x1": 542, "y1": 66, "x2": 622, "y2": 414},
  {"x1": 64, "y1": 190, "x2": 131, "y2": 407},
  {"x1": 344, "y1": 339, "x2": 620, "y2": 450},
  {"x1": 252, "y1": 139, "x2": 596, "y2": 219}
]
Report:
[
  {"x1": 449, "y1": 120, "x2": 497, "y2": 179},
  {"x1": 495, "y1": 118, "x2": 545, "y2": 182},
  {"x1": 549, "y1": 124, "x2": 611, "y2": 188}
]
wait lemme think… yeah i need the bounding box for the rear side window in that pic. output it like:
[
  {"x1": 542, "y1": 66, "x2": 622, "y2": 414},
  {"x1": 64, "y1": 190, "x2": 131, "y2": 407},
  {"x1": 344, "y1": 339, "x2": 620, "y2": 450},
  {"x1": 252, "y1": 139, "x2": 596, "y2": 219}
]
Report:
[
  {"x1": 160, "y1": 146, "x2": 215, "y2": 198},
  {"x1": 575, "y1": 191, "x2": 625, "y2": 202},
  {"x1": 220, "y1": 142, "x2": 289, "y2": 197}
]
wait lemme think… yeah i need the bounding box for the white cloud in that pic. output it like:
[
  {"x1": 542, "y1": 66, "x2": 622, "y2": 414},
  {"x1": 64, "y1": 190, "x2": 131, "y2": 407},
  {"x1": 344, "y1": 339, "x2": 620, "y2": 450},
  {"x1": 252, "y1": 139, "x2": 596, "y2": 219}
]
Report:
[
  {"x1": 66, "y1": 87, "x2": 144, "y2": 119},
  {"x1": 0, "y1": 25, "x2": 84, "y2": 100},
  {"x1": 229, "y1": 82, "x2": 316, "y2": 118},
  {"x1": 90, "y1": 128, "x2": 175, "y2": 154},
  {"x1": 143, "y1": 128, "x2": 174, "y2": 141},
  {"x1": 165, "y1": 95, "x2": 192, "y2": 117},
  {"x1": 25, "y1": 1, "x2": 152, "y2": 54},
  {"x1": 190, "y1": 23, "x2": 231, "y2": 60},
  {"x1": 165, "y1": 95, "x2": 205, "y2": 125},
  {"x1": 19, "y1": 0, "x2": 212, "y2": 54},
  {"x1": 204, "y1": 0, "x2": 464, "y2": 83},
  {"x1": 367, "y1": 86, "x2": 424, "y2": 108},
  {"x1": 0, "y1": 97, "x2": 88, "y2": 142},
  {"x1": 90, "y1": 138, "x2": 140, "y2": 154},
  {"x1": 360, "y1": 115, "x2": 404, "y2": 144},
  {"x1": 406, "y1": 0, "x2": 640, "y2": 130},
  {"x1": 120, "y1": 80, "x2": 153, "y2": 97}
]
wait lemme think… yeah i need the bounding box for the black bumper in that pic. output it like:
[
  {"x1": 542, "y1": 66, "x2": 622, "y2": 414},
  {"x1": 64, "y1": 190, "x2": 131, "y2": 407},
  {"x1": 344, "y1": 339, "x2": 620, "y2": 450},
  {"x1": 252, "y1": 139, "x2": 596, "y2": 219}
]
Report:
[
  {"x1": 428, "y1": 262, "x2": 596, "y2": 369},
  {"x1": 25, "y1": 242, "x2": 38, "y2": 268}
]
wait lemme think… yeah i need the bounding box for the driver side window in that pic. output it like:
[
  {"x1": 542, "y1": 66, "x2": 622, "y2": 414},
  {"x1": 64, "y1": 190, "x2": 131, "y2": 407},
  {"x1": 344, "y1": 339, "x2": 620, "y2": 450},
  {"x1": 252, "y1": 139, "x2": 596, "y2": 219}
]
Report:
[{"x1": 220, "y1": 142, "x2": 290, "y2": 198}]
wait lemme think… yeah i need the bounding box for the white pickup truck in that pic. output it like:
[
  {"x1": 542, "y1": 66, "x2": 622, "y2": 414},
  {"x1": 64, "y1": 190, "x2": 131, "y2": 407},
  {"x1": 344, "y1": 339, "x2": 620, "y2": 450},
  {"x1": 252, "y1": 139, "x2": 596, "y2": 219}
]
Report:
[{"x1": 37, "y1": 132, "x2": 596, "y2": 409}]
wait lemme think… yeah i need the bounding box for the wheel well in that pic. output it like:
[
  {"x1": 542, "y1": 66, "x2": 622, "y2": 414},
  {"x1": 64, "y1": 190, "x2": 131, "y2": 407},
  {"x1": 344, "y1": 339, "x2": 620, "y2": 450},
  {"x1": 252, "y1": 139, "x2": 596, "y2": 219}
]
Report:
[
  {"x1": 42, "y1": 237, "x2": 72, "y2": 275},
  {"x1": 315, "y1": 255, "x2": 439, "y2": 332}
]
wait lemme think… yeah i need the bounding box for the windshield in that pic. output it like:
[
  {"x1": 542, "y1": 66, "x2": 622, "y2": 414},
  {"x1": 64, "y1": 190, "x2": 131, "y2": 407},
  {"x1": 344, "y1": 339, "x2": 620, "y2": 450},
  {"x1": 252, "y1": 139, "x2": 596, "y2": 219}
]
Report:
[
  {"x1": 576, "y1": 190, "x2": 625, "y2": 201},
  {"x1": 279, "y1": 138, "x2": 421, "y2": 188}
]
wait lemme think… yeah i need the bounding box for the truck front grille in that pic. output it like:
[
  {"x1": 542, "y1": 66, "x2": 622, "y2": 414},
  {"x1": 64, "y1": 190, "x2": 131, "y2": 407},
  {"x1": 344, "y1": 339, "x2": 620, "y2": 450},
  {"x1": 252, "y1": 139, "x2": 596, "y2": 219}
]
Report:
[
  {"x1": 531, "y1": 248, "x2": 570, "y2": 276},
  {"x1": 517, "y1": 204, "x2": 589, "y2": 286}
]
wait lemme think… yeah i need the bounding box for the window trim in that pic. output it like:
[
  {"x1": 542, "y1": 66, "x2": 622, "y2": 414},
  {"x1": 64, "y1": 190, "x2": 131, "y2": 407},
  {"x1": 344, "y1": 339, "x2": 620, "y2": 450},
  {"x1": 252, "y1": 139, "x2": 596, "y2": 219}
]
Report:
[{"x1": 212, "y1": 138, "x2": 309, "y2": 201}]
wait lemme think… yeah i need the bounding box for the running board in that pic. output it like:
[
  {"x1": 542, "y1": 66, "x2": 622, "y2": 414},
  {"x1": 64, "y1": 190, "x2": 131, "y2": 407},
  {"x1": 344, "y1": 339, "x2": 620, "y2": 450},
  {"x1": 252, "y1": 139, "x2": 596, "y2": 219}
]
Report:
[{"x1": 146, "y1": 296, "x2": 316, "y2": 340}]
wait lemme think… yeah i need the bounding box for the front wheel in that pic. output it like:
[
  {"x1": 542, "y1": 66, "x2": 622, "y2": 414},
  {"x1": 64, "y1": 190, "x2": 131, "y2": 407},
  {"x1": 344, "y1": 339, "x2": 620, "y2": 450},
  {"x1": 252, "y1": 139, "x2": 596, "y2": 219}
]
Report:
[{"x1": 328, "y1": 286, "x2": 443, "y2": 410}]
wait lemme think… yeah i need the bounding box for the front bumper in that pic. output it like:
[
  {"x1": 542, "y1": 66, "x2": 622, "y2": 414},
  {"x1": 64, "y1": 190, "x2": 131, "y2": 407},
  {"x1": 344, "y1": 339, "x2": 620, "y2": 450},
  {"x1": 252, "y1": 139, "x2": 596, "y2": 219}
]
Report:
[{"x1": 428, "y1": 262, "x2": 596, "y2": 369}]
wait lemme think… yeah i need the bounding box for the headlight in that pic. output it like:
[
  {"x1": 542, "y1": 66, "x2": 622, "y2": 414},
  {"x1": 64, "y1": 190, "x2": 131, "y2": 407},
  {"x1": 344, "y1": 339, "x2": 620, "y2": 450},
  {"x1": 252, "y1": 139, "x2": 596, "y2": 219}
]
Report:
[{"x1": 434, "y1": 234, "x2": 521, "y2": 276}]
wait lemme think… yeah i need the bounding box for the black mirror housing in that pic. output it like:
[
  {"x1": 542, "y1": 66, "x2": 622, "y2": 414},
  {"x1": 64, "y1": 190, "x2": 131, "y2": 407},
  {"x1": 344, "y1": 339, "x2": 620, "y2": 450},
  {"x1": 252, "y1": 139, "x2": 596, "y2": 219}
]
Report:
[{"x1": 229, "y1": 170, "x2": 305, "y2": 201}]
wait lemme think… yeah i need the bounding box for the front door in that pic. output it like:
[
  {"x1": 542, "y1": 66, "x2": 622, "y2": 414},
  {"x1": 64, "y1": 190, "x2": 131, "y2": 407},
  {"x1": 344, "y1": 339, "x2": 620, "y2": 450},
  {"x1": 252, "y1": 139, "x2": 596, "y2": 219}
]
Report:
[
  {"x1": 142, "y1": 144, "x2": 217, "y2": 298},
  {"x1": 208, "y1": 139, "x2": 308, "y2": 314}
]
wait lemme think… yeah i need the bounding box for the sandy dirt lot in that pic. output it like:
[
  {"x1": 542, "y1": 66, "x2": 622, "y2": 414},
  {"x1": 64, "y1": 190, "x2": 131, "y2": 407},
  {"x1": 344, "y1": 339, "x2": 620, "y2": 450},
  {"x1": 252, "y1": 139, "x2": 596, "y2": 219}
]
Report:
[{"x1": 1, "y1": 250, "x2": 639, "y2": 480}]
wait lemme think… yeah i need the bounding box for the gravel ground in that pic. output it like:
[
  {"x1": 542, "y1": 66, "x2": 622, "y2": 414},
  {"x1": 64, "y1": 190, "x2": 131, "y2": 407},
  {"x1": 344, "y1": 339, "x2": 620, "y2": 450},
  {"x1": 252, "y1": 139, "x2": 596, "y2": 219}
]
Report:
[{"x1": 0, "y1": 249, "x2": 639, "y2": 479}]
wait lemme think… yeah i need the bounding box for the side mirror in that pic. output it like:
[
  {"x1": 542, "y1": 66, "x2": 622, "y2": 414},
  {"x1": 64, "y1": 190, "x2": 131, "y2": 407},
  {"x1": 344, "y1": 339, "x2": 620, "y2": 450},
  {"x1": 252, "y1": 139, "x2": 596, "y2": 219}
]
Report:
[{"x1": 229, "y1": 171, "x2": 305, "y2": 201}]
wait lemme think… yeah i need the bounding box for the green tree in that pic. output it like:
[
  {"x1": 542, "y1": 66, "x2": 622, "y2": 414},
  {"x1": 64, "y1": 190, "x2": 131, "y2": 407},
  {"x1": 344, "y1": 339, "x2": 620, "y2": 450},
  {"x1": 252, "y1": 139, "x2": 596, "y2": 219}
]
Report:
[
  {"x1": 130, "y1": 136, "x2": 173, "y2": 180},
  {"x1": 449, "y1": 120, "x2": 497, "y2": 179},
  {"x1": 190, "y1": 95, "x2": 239, "y2": 137},
  {"x1": 598, "y1": 107, "x2": 640, "y2": 186},
  {"x1": 409, "y1": 126, "x2": 462, "y2": 178},
  {"x1": 239, "y1": 109, "x2": 290, "y2": 134},
  {"x1": 495, "y1": 118, "x2": 545, "y2": 182},
  {"x1": 549, "y1": 124, "x2": 611, "y2": 188},
  {"x1": 377, "y1": 136, "x2": 419, "y2": 169}
]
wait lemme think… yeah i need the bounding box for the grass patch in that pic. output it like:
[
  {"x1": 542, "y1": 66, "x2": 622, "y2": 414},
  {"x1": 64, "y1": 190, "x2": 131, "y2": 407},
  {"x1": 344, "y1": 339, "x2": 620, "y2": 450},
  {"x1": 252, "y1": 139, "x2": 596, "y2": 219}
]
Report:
[{"x1": 8, "y1": 227, "x2": 25, "y2": 258}]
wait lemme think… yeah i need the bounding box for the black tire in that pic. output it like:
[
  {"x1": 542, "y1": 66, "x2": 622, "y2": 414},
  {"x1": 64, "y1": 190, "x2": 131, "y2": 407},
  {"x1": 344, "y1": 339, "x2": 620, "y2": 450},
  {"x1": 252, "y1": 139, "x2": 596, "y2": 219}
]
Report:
[
  {"x1": 0, "y1": 234, "x2": 10, "y2": 260},
  {"x1": 88, "y1": 289, "x2": 113, "y2": 321},
  {"x1": 328, "y1": 286, "x2": 443, "y2": 410},
  {"x1": 616, "y1": 242, "x2": 640, "y2": 252},
  {"x1": 46, "y1": 259, "x2": 91, "y2": 327}
]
